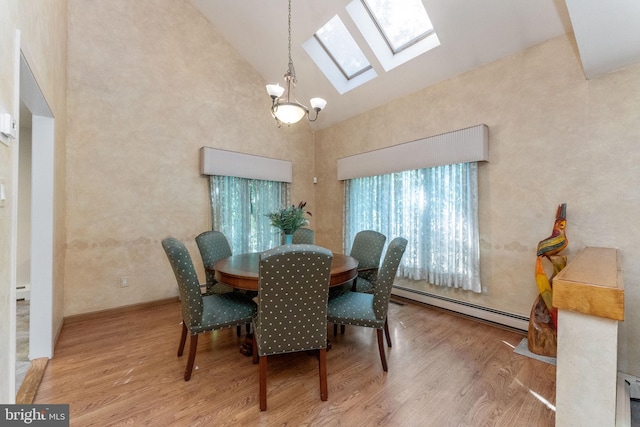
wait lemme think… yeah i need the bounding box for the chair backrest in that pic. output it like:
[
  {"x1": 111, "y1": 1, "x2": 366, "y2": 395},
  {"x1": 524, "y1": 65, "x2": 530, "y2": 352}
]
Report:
[
  {"x1": 372, "y1": 237, "x2": 408, "y2": 321},
  {"x1": 292, "y1": 228, "x2": 315, "y2": 244},
  {"x1": 349, "y1": 230, "x2": 387, "y2": 279},
  {"x1": 195, "y1": 231, "x2": 232, "y2": 285},
  {"x1": 256, "y1": 244, "x2": 333, "y2": 356},
  {"x1": 162, "y1": 237, "x2": 203, "y2": 327}
]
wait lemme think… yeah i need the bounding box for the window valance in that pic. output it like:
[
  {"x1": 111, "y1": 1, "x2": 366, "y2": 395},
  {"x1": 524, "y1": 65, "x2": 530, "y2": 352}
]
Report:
[
  {"x1": 200, "y1": 147, "x2": 292, "y2": 183},
  {"x1": 337, "y1": 124, "x2": 489, "y2": 180}
]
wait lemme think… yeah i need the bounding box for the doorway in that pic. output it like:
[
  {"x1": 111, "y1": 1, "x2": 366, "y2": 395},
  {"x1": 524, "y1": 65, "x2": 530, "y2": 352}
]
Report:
[
  {"x1": 15, "y1": 101, "x2": 32, "y2": 390},
  {"x1": 14, "y1": 51, "x2": 56, "y2": 395}
]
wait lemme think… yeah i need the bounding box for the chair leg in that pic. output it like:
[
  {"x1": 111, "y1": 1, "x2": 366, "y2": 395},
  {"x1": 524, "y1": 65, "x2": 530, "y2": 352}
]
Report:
[
  {"x1": 333, "y1": 323, "x2": 338, "y2": 337},
  {"x1": 178, "y1": 322, "x2": 187, "y2": 357},
  {"x1": 184, "y1": 333, "x2": 199, "y2": 381},
  {"x1": 237, "y1": 325, "x2": 241, "y2": 337},
  {"x1": 340, "y1": 324, "x2": 345, "y2": 335},
  {"x1": 319, "y1": 348, "x2": 328, "y2": 401},
  {"x1": 376, "y1": 329, "x2": 388, "y2": 372},
  {"x1": 384, "y1": 317, "x2": 392, "y2": 348},
  {"x1": 259, "y1": 355, "x2": 267, "y2": 411},
  {"x1": 246, "y1": 323, "x2": 251, "y2": 334}
]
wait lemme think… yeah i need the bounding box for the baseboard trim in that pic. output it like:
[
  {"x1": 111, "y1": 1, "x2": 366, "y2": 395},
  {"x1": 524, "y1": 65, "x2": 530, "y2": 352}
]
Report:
[
  {"x1": 63, "y1": 297, "x2": 179, "y2": 325},
  {"x1": 392, "y1": 286, "x2": 529, "y2": 332},
  {"x1": 16, "y1": 358, "x2": 48, "y2": 404}
]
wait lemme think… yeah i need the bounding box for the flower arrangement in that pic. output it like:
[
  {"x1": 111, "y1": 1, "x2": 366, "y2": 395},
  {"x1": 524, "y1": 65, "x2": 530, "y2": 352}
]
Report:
[{"x1": 265, "y1": 201, "x2": 312, "y2": 235}]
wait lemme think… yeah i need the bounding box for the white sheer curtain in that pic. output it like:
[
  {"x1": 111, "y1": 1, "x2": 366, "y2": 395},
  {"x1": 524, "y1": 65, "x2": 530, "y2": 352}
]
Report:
[
  {"x1": 210, "y1": 176, "x2": 290, "y2": 253},
  {"x1": 344, "y1": 162, "x2": 481, "y2": 292}
]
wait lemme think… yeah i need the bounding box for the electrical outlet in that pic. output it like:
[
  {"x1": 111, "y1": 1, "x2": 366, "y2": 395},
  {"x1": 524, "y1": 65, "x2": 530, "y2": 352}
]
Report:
[{"x1": 120, "y1": 277, "x2": 129, "y2": 288}]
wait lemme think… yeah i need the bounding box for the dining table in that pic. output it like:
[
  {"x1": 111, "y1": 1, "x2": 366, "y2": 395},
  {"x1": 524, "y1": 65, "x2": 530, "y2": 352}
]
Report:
[
  {"x1": 213, "y1": 252, "x2": 359, "y2": 291},
  {"x1": 211, "y1": 251, "x2": 359, "y2": 356}
]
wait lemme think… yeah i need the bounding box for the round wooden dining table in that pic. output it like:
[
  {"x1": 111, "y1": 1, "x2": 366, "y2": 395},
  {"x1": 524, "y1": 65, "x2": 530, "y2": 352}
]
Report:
[{"x1": 213, "y1": 252, "x2": 359, "y2": 291}]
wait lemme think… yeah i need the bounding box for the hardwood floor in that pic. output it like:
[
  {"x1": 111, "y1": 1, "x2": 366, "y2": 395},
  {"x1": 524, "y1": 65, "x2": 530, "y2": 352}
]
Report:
[{"x1": 34, "y1": 298, "x2": 556, "y2": 426}]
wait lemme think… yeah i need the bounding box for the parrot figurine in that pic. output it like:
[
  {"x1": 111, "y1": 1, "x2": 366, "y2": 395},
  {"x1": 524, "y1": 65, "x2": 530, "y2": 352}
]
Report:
[
  {"x1": 536, "y1": 203, "x2": 568, "y2": 258},
  {"x1": 534, "y1": 203, "x2": 567, "y2": 329}
]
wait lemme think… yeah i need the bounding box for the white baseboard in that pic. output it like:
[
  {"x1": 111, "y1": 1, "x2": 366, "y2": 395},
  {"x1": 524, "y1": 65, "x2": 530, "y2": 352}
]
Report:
[
  {"x1": 392, "y1": 286, "x2": 529, "y2": 331},
  {"x1": 16, "y1": 284, "x2": 30, "y2": 301}
]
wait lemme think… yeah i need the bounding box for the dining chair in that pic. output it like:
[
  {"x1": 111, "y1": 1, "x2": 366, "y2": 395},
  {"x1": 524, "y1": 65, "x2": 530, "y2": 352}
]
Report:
[
  {"x1": 327, "y1": 237, "x2": 407, "y2": 372},
  {"x1": 331, "y1": 230, "x2": 387, "y2": 335},
  {"x1": 161, "y1": 237, "x2": 257, "y2": 381},
  {"x1": 251, "y1": 244, "x2": 333, "y2": 411},
  {"x1": 349, "y1": 230, "x2": 387, "y2": 293},
  {"x1": 292, "y1": 227, "x2": 315, "y2": 244},
  {"x1": 196, "y1": 230, "x2": 251, "y2": 337},
  {"x1": 195, "y1": 230, "x2": 234, "y2": 295}
]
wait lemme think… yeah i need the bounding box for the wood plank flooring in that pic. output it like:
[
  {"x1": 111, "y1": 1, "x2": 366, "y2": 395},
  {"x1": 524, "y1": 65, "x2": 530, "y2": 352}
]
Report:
[{"x1": 34, "y1": 298, "x2": 556, "y2": 426}]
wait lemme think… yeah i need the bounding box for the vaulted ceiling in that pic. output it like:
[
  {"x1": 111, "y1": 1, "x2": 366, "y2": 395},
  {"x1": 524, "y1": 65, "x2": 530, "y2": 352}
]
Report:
[{"x1": 190, "y1": 0, "x2": 640, "y2": 130}]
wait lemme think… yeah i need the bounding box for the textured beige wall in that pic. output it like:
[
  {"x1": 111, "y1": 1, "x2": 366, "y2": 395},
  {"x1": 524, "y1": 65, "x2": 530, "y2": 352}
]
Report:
[
  {"x1": 19, "y1": 0, "x2": 69, "y2": 350},
  {"x1": 64, "y1": 0, "x2": 316, "y2": 316},
  {"x1": 0, "y1": 0, "x2": 67, "y2": 403},
  {"x1": 315, "y1": 34, "x2": 640, "y2": 375},
  {"x1": 0, "y1": 0, "x2": 20, "y2": 404}
]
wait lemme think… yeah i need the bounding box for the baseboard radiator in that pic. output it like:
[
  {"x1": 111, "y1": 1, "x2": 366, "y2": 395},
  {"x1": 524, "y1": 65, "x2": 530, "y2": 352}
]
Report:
[{"x1": 392, "y1": 286, "x2": 529, "y2": 331}]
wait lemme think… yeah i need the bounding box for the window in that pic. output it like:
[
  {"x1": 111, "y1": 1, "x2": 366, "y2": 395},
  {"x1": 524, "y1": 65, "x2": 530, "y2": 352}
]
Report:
[
  {"x1": 304, "y1": 17, "x2": 378, "y2": 95},
  {"x1": 210, "y1": 176, "x2": 289, "y2": 253},
  {"x1": 314, "y1": 15, "x2": 372, "y2": 80},
  {"x1": 305, "y1": 0, "x2": 440, "y2": 93},
  {"x1": 344, "y1": 162, "x2": 481, "y2": 292},
  {"x1": 347, "y1": 0, "x2": 440, "y2": 72},
  {"x1": 362, "y1": 0, "x2": 435, "y2": 54}
]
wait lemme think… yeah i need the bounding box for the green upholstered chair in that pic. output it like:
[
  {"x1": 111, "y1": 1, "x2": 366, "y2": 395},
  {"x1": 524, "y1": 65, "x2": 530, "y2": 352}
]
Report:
[
  {"x1": 161, "y1": 237, "x2": 256, "y2": 381},
  {"x1": 327, "y1": 237, "x2": 407, "y2": 372},
  {"x1": 195, "y1": 231, "x2": 234, "y2": 295},
  {"x1": 349, "y1": 230, "x2": 387, "y2": 293},
  {"x1": 331, "y1": 230, "x2": 387, "y2": 335},
  {"x1": 292, "y1": 227, "x2": 315, "y2": 244},
  {"x1": 196, "y1": 231, "x2": 249, "y2": 337},
  {"x1": 251, "y1": 244, "x2": 333, "y2": 411}
]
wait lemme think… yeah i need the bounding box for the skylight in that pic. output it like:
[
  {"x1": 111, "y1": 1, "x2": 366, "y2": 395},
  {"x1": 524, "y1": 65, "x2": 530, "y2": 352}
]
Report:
[
  {"x1": 304, "y1": 0, "x2": 440, "y2": 93},
  {"x1": 362, "y1": 0, "x2": 435, "y2": 54},
  {"x1": 348, "y1": 0, "x2": 440, "y2": 72},
  {"x1": 315, "y1": 16, "x2": 372, "y2": 80}
]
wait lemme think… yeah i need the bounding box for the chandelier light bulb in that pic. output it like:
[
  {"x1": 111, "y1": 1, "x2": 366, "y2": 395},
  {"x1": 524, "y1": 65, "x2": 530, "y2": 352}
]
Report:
[
  {"x1": 310, "y1": 98, "x2": 327, "y2": 112},
  {"x1": 273, "y1": 103, "x2": 307, "y2": 124},
  {"x1": 266, "y1": 84, "x2": 285, "y2": 99}
]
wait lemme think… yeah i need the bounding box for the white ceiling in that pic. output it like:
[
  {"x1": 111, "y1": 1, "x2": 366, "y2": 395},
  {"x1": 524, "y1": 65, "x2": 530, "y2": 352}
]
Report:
[{"x1": 190, "y1": 0, "x2": 640, "y2": 130}]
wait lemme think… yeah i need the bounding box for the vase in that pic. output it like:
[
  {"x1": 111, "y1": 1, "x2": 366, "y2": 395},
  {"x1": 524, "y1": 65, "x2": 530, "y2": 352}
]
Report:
[{"x1": 284, "y1": 234, "x2": 293, "y2": 245}]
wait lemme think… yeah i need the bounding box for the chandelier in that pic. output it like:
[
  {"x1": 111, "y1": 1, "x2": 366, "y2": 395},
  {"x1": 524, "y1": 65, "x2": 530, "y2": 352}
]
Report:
[{"x1": 266, "y1": 0, "x2": 326, "y2": 126}]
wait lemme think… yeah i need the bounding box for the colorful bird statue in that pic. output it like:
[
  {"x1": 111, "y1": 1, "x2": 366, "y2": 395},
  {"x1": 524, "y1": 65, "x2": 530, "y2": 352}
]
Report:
[
  {"x1": 536, "y1": 203, "x2": 568, "y2": 258},
  {"x1": 534, "y1": 203, "x2": 567, "y2": 329}
]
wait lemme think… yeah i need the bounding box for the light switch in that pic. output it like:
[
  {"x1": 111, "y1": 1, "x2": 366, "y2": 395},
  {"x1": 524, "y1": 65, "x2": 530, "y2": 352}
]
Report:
[{"x1": 0, "y1": 113, "x2": 16, "y2": 138}]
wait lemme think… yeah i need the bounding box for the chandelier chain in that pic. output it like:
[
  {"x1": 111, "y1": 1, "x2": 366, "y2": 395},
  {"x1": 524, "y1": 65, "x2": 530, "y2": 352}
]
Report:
[
  {"x1": 289, "y1": 0, "x2": 293, "y2": 64},
  {"x1": 287, "y1": 0, "x2": 294, "y2": 77}
]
